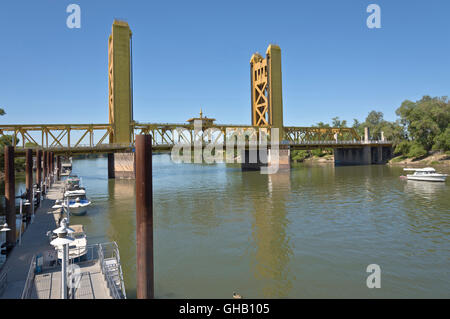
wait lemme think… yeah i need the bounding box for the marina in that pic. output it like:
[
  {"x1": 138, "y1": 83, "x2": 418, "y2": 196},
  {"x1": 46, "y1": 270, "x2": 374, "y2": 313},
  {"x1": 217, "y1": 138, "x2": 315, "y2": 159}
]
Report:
[
  {"x1": 0, "y1": 160, "x2": 126, "y2": 299},
  {"x1": 0, "y1": 2, "x2": 448, "y2": 303}
]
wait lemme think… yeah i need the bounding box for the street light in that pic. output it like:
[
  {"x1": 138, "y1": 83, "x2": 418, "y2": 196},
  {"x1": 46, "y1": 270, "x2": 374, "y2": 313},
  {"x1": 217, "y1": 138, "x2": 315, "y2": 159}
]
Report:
[{"x1": 50, "y1": 219, "x2": 74, "y2": 299}]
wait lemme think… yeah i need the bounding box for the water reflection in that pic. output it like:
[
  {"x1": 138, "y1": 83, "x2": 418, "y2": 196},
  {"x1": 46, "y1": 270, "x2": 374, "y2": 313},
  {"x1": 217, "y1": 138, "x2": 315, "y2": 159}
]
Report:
[
  {"x1": 108, "y1": 179, "x2": 136, "y2": 298},
  {"x1": 404, "y1": 180, "x2": 447, "y2": 200},
  {"x1": 248, "y1": 172, "x2": 293, "y2": 298}
]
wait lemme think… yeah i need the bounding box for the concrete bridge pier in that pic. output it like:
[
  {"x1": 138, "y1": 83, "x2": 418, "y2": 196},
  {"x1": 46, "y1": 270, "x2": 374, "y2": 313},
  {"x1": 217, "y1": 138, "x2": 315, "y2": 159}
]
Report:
[
  {"x1": 334, "y1": 146, "x2": 392, "y2": 166},
  {"x1": 111, "y1": 152, "x2": 135, "y2": 179},
  {"x1": 241, "y1": 145, "x2": 291, "y2": 173}
]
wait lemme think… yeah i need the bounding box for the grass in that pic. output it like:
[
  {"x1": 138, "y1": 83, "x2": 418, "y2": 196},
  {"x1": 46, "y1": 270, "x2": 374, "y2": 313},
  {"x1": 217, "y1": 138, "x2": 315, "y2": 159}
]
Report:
[{"x1": 391, "y1": 155, "x2": 407, "y2": 163}]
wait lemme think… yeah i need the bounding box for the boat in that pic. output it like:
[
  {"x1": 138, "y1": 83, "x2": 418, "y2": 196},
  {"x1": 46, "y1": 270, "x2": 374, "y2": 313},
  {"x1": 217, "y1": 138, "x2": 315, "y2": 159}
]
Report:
[
  {"x1": 402, "y1": 167, "x2": 448, "y2": 182},
  {"x1": 61, "y1": 158, "x2": 73, "y2": 176},
  {"x1": 64, "y1": 188, "x2": 86, "y2": 197},
  {"x1": 63, "y1": 195, "x2": 91, "y2": 216},
  {"x1": 51, "y1": 223, "x2": 88, "y2": 261}
]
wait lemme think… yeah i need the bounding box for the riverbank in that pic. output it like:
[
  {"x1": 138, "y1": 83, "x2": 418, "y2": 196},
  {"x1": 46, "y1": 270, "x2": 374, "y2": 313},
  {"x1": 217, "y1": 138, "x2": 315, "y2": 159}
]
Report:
[{"x1": 388, "y1": 152, "x2": 450, "y2": 166}]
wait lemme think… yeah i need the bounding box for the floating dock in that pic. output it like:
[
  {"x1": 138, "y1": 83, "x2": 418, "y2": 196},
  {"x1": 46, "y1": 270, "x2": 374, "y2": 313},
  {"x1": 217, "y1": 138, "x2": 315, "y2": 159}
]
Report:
[{"x1": 0, "y1": 180, "x2": 126, "y2": 299}]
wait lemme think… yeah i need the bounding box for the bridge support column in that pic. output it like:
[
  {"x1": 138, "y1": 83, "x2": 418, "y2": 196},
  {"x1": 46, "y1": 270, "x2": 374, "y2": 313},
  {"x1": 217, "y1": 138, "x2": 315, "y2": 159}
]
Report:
[
  {"x1": 268, "y1": 145, "x2": 290, "y2": 171},
  {"x1": 334, "y1": 146, "x2": 392, "y2": 165},
  {"x1": 25, "y1": 149, "x2": 33, "y2": 224},
  {"x1": 4, "y1": 146, "x2": 16, "y2": 247},
  {"x1": 241, "y1": 146, "x2": 290, "y2": 173},
  {"x1": 113, "y1": 152, "x2": 135, "y2": 179},
  {"x1": 107, "y1": 153, "x2": 115, "y2": 179}
]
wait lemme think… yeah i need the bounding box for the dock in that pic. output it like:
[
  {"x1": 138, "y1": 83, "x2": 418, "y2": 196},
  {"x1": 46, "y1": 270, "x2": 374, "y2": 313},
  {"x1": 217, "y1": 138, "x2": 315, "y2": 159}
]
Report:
[{"x1": 0, "y1": 180, "x2": 125, "y2": 299}]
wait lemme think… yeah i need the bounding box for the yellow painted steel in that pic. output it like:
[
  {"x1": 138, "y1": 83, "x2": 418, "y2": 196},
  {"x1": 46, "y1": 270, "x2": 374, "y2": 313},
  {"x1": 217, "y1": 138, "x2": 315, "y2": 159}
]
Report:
[
  {"x1": 250, "y1": 45, "x2": 284, "y2": 140},
  {"x1": 109, "y1": 20, "x2": 133, "y2": 145}
]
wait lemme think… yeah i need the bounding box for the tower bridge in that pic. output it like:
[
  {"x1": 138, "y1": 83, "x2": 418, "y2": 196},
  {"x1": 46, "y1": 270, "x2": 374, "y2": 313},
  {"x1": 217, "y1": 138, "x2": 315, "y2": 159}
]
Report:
[{"x1": 0, "y1": 20, "x2": 393, "y2": 177}]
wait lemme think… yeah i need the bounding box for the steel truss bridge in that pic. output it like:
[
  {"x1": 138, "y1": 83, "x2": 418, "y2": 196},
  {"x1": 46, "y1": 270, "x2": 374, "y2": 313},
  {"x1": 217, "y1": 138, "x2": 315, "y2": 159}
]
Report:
[
  {"x1": 0, "y1": 122, "x2": 392, "y2": 156},
  {"x1": 0, "y1": 21, "x2": 392, "y2": 157}
]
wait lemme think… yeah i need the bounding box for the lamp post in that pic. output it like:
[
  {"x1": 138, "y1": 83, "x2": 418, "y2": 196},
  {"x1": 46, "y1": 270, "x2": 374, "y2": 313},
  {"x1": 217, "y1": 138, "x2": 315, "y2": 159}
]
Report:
[
  {"x1": 1, "y1": 223, "x2": 11, "y2": 262},
  {"x1": 50, "y1": 219, "x2": 74, "y2": 299}
]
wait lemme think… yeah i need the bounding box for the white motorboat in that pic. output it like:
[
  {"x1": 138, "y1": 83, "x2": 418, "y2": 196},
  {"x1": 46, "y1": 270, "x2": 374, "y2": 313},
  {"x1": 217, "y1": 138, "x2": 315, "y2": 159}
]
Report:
[
  {"x1": 64, "y1": 189, "x2": 86, "y2": 197},
  {"x1": 402, "y1": 167, "x2": 448, "y2": 182},
  {"x1": 64, "y1": 195, "x2": 91, "y2": 216},
  {"x1": 53, "y1": 224, "x2": 88, "y2": 260}
]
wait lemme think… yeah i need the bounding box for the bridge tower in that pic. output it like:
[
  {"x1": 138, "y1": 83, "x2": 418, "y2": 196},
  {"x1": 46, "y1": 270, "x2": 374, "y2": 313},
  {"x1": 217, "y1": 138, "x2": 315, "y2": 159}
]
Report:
[
  {"x1": 108, "y1": 20, "x2": 133, "y2": 145},
  {"x1": 246, "y1": 45, "x2": 289, "y2": 172},
  {"x1": 250, "y1": 45, "x2": 283, "y2": 132},
  {"x1": 108, "y1": 20, "x2": 135, "y2": 179}
]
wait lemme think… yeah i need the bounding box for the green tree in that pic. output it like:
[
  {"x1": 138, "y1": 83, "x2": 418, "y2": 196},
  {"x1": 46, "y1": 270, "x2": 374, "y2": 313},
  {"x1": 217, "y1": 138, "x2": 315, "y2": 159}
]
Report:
[
  {"x1": 332, "y1": 117, "x2": 347, "y2": 128},
  {"x1": 433, "y1": 127, "x2": 450, "y2": 151},
  {"x1": 408, "y1": 142, "x2": 427, "y2": 158},
  {"x1": 0, "y1": 108, "x2": 5, "y2": 116},
  {"x1": 396, "y1": 96, "x2": 450, "y2": 151}
]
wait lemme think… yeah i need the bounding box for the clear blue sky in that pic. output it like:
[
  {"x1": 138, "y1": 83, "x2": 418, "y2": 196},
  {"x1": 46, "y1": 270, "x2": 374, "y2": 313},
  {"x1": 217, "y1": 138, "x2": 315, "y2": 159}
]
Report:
[{"x1": 0, "y1": 0, "x2": 449, "y2": 126}]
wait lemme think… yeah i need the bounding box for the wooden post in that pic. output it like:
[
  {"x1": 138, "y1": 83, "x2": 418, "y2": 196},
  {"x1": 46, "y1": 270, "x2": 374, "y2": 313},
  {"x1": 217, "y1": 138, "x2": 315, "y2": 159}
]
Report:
[
  {"x1": 4, "y1": 146, "x2": 16, "y2": 246},
  {"x1": 43, "y1": 151, "x2": 48, "y2": 186},
  {"x1": 57, "y1": 155, "x2": 61, "y2": 180},
  {"x1": 135, "y1": 135, "x2": 154, "y2": 299},
  {"x1": 36, "y1": 150, "x2": 42, "y2": 187},
  {"x1": 25, "y1": 149, "x2": 33, "y2": 224},
  {"x1": 108, "y1": 153, "x2": 115, "y2": 179},
  {"x1": 36, "y1": 150, "x2": 42, "y2": 205}
]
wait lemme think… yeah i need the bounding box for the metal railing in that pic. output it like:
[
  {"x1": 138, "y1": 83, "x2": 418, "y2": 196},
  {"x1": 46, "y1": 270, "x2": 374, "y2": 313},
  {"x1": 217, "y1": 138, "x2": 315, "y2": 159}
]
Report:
[
  {"x1": 21, "y1": 255, "x2": 36, "y2": 299},
  {"x1": 21, "y1": 242, "x2": 126, "y2": 299},
  {"x1": 0, "y1": 269, "x2": 8, "y2": 296},
  {"x1": 98, "y1": 242, "x2": 126, "y2": 299}
]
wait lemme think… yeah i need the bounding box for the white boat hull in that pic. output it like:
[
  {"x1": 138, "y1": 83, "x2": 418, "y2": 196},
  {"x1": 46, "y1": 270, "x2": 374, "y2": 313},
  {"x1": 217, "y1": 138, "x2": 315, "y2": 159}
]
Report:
[{"x1": 407, "y1": 175, "x2": 447, "y2": 182}]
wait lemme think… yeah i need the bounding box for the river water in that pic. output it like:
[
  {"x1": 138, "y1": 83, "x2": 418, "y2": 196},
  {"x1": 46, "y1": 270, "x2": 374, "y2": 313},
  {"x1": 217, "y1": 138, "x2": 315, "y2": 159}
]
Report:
[{"x1": 2, "y1": 156, "x2": 450, "y2": 298}]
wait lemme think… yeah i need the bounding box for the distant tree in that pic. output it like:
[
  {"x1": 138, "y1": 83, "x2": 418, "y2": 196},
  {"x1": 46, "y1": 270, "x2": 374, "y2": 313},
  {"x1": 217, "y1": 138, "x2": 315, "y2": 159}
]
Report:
[
  {"x1": 0, "y1": 108, "x2": 5, "y2": 116},
  {"x1": 408, "y1": 142, "x2": 427, "y2": 159},
  {"x1": 433, "y1": 127, "x2": 450, "y2": 151},
  {"x1": 332, "y1": 116, "x2": 347, "y2": 128},
  {"x1": 365, "y1": 111, "x2": 384, "y2": 127},
  {"x1": 396, "y1": 96, "x2": 450, "y2": 151}
]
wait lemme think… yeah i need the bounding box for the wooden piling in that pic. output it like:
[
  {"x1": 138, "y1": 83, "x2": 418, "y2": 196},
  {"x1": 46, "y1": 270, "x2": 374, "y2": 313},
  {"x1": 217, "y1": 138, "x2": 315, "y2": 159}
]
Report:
[
  {"x1": 25, "y1": 148, "x2": 33, "y2": 223},
  {"x1": 36, "y1": 150, "x2": 42, "y2": 186},
  {"x1": 4, "y1": 146, "x2": 16, "y2": 245},
  {"x1": 135, "y1": 135, "x2": 154, "y2": 299},
  {"x1": 107, "y1": 153, "x2": 115, "y2": 179},
  {"x1": 43, "y1": 151, "x2": 48, "y2": 183},
  {"x1": 57, "y1": 155, "x2": 61, "y2": 180}
]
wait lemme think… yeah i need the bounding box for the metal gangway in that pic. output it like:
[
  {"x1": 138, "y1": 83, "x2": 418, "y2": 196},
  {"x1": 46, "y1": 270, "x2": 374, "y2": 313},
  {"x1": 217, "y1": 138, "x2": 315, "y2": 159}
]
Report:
[{"x1": 21, "y1": 242, "x2": 126, "y2": 299}]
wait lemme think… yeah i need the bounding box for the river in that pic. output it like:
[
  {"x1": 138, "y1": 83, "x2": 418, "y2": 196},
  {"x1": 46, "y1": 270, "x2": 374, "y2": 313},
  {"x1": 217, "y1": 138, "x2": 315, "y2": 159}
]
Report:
[{"x1": 1, "y1": 156, "x2": 449, "y2": 298}]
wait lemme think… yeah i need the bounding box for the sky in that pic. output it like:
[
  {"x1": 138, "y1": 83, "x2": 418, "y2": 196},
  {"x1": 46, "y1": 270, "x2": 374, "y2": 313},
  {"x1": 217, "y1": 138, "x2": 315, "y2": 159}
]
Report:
[{"x1": 0, "y1": 0, "x2": 449, "y2": 127}]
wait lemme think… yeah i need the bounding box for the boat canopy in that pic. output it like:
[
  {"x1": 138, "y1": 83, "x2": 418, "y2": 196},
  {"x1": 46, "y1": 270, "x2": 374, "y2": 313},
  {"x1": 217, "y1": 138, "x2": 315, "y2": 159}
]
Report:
[{"x1": 403, "y1": 167, "x2": 436, "y2": 172}]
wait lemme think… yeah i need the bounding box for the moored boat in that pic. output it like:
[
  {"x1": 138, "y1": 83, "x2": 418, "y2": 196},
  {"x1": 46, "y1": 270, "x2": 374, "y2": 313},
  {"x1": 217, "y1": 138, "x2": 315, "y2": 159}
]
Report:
[{"x1": 402, "y1": 167, "x2": 448, "y2": 182}]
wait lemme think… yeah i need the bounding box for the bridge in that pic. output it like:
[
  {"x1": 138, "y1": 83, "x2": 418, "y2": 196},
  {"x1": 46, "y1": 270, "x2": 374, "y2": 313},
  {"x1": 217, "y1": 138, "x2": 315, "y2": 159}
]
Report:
[{"x1": 0, "y1": 20, "x2": 393, "y2": 177}]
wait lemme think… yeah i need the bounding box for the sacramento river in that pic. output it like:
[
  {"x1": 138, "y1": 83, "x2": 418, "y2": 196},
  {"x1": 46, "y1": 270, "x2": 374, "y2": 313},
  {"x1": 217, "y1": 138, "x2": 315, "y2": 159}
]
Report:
[{"x1": 2, "y1": 155, "x2": 450, "y2": 298}]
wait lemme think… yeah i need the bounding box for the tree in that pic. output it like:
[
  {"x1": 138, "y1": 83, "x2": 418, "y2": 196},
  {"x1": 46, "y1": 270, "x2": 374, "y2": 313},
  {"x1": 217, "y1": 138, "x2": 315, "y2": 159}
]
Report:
[
  {"x1": 365, "y1": 111, "x2": 384, "y2": 127},
  {"x1": 396, "y1": 96, "x2": 450, "y2": 151},
  {"x1": 0, "y1": 108, "x2": 5, "y2": 116},
  {"x1": 332, "y1": 117, "x2": 347, "y2": 128},
  {"x1": 433, "y1": 127, "x2": 450, "y2": 151},
  {"x1": 408, "y1": 142, "x2": 427, "y2": 158}
]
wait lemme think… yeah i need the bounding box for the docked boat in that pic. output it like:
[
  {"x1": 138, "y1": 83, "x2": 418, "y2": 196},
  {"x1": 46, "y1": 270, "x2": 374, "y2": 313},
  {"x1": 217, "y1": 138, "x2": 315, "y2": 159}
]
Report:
[
  {"x1": 51, "y1": 223, "x2": 88, "y2": 260},
  {"x1": 64, "y1": 188, "x2": 86, "y2": 197},
  {"x1": 402, "y1": 167, "x2": 448, "y2": 182},
  {"x1": 64, "y1": 195, "x2": 91, "y2": 216},
  {"x1": 61, "y1": 158, "x2": 73, "y2": 176}
]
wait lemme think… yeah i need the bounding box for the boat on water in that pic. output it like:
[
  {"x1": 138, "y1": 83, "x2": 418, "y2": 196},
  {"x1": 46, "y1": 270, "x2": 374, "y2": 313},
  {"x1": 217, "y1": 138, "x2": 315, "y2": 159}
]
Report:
[
  {"x1": 64, "y1": 174, "x2": 87, "y2": 198},
  {"x1": 61, "y1": 158, "x2": 73, "y2": 176},
  {"x1": 50, "y1": 221, "x2": 88, "y2": 260},
  {"x1": 402, "y1": 167, "x2": 448, "y2": 182},
  {"x1": 64, "y1": 195, "x2": 91, "y2": 216}
]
